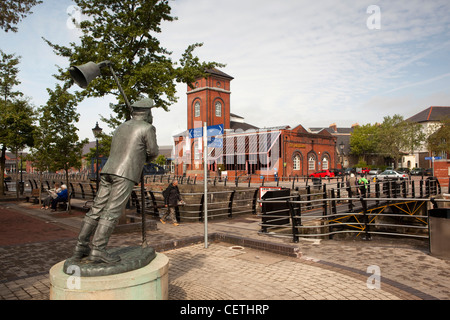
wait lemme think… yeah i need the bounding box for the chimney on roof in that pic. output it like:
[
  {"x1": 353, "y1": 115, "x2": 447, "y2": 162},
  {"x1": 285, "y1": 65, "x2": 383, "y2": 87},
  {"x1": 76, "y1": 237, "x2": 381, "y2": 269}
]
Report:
[{"x1": 329, "y1": 123, "x2": 337, "y2": 132}]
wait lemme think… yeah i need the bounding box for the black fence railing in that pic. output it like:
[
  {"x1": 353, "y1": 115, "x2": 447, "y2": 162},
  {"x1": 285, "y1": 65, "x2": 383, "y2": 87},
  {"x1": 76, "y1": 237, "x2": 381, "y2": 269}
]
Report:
[
  {"x1": 258, "y1": 177, "x2": 447, "y2": 244},
  {"x1": 131, "y1": 187, "x2": 260, "y2": 223}
]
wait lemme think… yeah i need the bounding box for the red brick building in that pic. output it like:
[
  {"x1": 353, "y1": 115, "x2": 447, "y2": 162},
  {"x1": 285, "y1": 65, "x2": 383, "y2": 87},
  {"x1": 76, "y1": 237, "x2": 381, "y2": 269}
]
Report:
[{"x1": 173, "y1": 69, "x2": 337, "y2": 180}]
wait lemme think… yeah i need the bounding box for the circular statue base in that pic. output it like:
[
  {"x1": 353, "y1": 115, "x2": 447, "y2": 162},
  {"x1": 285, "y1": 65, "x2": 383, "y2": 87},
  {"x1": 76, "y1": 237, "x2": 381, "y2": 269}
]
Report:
[
  {"x1": 63, "y1": 246, "x2": 157, "y2": 277},
  {"x1": 49, "y1": 249, "x2": 169, "y2": 300}
]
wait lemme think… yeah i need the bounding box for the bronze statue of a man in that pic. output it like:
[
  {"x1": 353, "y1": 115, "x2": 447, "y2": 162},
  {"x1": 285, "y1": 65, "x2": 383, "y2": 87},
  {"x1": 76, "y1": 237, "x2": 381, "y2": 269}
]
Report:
[{"x1": 71, "y1": 98, "x2": 158, "y2": 263}]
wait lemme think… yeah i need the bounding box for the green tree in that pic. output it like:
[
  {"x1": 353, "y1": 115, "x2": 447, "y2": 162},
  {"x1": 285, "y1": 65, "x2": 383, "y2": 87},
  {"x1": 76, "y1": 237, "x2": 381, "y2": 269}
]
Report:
[
  {"x1": 153, "y1": 154, "x2": 166, "y2": 166},
  {"x1": 403, "y1": 119, "x2": 426, "y2": 155},
  {"x1": 427, "y1": 116, "x2": 450, "y2": 156},
  {"x1": 4, "y1": 98, "x2": 36, "y2": 198},
  {"x1": 0, "y1": 49, "x2": 27, "y2": 195},
  {"x1": 35, "y1": 84, "x2": 88, "y2": 189},
  {"x1": 0, "y1": 0, "x2": 43, "y2": 32},
  {"x1": 377, "y1": 115, "x2": 412, "y2": 167},
  {"x1": 349, "y1": 123, "x2": 379, "y2": 162},
  {"x1": 43, "y1": 0, "x2": 224, "y2": 125}
]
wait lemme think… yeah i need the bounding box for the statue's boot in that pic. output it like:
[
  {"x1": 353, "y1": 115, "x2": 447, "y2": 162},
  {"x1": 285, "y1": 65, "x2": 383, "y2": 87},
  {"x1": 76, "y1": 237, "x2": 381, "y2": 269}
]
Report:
[
  {"x1": 70, "y1": 216, "x2": 98, "y2": 260},
  {"x1": 88, "y1": 219, "x2": 121, "y2": 263}
]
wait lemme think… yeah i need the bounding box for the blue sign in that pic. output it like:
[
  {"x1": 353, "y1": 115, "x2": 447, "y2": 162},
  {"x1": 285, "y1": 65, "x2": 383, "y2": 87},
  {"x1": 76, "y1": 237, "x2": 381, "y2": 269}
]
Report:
[
  {"x1": 208, "y1": 137, "x2": 223, "y2": 147},
  {"x1": 207, "y1": 124, "x2": 224, "y2": 137},
  {"x1": 189, "y1": 124, "x2": 224, "y2": 139},
  {"x1": 188, "y1": 127, "x2": 203, "y2": 139},
  {"x1": 425, "y1": 156, "x2": 442, "y2": 160}
]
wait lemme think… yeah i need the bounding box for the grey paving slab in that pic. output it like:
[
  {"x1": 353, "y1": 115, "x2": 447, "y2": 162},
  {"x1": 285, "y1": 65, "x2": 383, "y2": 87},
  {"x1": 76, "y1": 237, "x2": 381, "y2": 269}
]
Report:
[{"x1": 0, "y1": 201, "x2": 449, "y2": 300}]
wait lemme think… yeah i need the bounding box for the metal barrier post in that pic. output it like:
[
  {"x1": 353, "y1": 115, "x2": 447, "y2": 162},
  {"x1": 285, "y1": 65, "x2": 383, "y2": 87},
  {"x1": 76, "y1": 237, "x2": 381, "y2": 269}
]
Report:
[
  {"x1": 252, "y1": 188, "x2": 258, "y2": 215},
  {"x1": 330, "y1": 188, "x2": 336, "y2": 239},
  {"x1": 375, "y1": 182, "x2": 380, "y2": 205},
  {"x1": 360, "y1": 197, "x2": 371, "y2": 240},
  {"x1": 198, "y1": 193, "x2": 205, "y2": 222},
  {"x1": 337, "y1": 182, "x2": 341, "y2": 202},
  {"x1": 420, "y1": 179, "x2": 423, "y2": 198},
  {"x1": 306, "y1": 185, "x2": 311, "y2": 210},
  {"x1": 147, "y1": 190, "x2": 159, "y2": 216},
  {"x1": 228, "y1": 190, "x2": 236, "y2": 218},
  {"x1": 347, "y1": 184, "x2": 353, "y2": 212},
  {"x1": 288, "y1": 199, "x2": 300, "y2": 243}
]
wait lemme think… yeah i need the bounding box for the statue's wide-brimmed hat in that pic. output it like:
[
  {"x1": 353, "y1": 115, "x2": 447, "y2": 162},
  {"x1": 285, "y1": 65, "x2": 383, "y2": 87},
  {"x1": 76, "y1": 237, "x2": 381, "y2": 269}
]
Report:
[{"x1": 131, "y1": 98, "x2": 154, "y2": 109}]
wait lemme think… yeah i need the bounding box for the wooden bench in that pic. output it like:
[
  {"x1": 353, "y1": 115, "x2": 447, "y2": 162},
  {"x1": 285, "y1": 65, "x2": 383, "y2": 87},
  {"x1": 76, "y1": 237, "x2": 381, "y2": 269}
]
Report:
[{"x1": 30, "y1": 188, "x2": 41, "y2": 204}]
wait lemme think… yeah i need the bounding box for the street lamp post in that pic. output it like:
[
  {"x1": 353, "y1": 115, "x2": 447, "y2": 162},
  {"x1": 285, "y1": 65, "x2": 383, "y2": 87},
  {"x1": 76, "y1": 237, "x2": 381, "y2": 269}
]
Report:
[
  {"x1": 339, "y1": 141, "x2": 345, "y2": 169},
  {"x1": 92, "y1": 122, "x2": 103, "y2": 192}
]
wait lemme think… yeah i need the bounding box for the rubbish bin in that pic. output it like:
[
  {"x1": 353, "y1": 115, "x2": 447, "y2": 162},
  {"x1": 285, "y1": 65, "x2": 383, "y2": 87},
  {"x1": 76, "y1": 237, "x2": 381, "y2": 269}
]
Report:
[
  {"x1": 429, "y1": 208, "x2": 450, "y2": 260},
  {"x1": 312, "y1": 177, "x2": 322, "y2": 189},
  {"x1": 18, "y1": 181, "x2": 24, "y2": 195},
  {"x1": 260, "y1": 188, "x2": 290, "y2": 233}
]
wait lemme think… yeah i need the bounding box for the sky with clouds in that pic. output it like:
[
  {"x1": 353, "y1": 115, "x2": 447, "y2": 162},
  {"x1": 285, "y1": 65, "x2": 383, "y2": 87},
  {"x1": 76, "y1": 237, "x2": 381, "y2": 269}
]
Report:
[{"x1": 1, "y1": 0, "x2": 450, "y2": 147}]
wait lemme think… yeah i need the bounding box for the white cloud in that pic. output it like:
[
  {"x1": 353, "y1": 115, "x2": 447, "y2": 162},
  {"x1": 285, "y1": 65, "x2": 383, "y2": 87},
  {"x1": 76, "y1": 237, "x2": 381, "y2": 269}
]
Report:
[{"x1": 1, "y1": 0, "x2": 450, "y2": 146}]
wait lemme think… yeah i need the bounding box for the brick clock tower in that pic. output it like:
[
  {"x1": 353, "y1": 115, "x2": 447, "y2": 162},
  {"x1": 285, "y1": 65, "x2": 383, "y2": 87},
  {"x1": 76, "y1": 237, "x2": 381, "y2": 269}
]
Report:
[{"x1": 187, "y1": 68, "x2": 234, "y2": 130}]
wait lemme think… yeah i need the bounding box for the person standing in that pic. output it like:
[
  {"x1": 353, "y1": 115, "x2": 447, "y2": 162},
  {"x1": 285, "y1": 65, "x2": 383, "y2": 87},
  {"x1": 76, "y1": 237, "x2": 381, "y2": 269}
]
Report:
[
  {"x1": 70, "y1": 98, "x2": 158, "y2": 263},
  {"x1": 160, "y1": 179, "x2": 183, "y2": 226},
  {"x1": 358, "y1": 175, "x2": 369, "y2": 198},
  {"x1": 347, "y1": 173, "x2": 357, "y2": 197}
]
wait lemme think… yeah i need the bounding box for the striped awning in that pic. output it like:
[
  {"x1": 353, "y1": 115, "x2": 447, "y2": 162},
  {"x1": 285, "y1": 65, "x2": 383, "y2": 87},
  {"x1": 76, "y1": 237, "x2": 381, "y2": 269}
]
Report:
[{"x1": 208, "y1": 130, "x2": 281, "y2": 160}]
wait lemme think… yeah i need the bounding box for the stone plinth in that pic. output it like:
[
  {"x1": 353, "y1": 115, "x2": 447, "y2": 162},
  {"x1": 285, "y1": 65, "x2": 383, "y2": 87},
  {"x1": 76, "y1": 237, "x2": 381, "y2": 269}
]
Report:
[{"x1": 49, "y1": 253, "x2": 169, "y2": 300}]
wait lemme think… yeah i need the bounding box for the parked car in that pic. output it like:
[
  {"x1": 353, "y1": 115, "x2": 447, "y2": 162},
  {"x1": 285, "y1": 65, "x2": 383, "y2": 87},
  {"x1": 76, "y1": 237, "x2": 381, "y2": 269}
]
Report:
[
  {"x1": 368, "y1": 168, "x2": 381, "y2": 175},
  {"x1": 330, "y1": 168, "x2": 345, "y2": 176},
  {"x1": 309, "y1": 170, "x2": 335, "y2": 178},
  {"x1": 356, "y1": 167, "x2": 370, "y2": 174},
  {"x1": 344, "y1": 168, "x2": 356, "y2": 175},
  {"x1": 397, "y1": 168, "x2": 410, "y2": 174},
  {"x1": 410, "y1": 168, "x2": 425, "y2": 175},
  {"x1": 374, "y1": 170, "x2": 407, "y2": 181},
  {"x1": 143, "y1": 163, "x2": 166, "y2": 175}
]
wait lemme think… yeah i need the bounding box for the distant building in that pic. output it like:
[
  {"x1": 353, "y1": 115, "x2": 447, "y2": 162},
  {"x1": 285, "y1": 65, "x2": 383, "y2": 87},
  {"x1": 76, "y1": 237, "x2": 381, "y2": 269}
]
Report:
[
  {"x1": 173, "y1": 69, "x2": 337, "y2": 180},
  {"x1": 405, "y1": 106, "x2": 450, "y2": 189},
  {"x1": 309, "y1": 123, "x2": 359, "y2": 168},
  {"x1": 405, "y1": 106, "x2": 450, "y2": 169}
]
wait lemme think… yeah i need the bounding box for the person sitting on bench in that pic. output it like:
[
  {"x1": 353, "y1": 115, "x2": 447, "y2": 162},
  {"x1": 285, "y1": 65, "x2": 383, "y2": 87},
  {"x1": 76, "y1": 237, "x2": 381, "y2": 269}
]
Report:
[
  {"x1": 41, "y1": 182, "x2": 61, "y2": 210},
  {"x1": 51, "y1": 184, "x2": 68, "y2": 211}
]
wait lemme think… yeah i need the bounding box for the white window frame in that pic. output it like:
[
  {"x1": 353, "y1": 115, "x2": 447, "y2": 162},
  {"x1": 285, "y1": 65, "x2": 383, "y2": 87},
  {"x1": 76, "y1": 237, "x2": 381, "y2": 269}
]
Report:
[
  {"x1": 308, "y1": 156, "x2": 315, "y2": 171},
  {"x1": 293, "y1": 155, "x2": 300, "y2": 170}
]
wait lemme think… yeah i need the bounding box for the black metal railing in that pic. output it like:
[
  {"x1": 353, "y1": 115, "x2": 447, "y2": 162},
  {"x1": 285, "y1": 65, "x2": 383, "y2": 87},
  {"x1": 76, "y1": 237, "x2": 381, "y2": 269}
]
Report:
[{"x1": 258, "y1": 177, "x2": 447, "y2": 244}]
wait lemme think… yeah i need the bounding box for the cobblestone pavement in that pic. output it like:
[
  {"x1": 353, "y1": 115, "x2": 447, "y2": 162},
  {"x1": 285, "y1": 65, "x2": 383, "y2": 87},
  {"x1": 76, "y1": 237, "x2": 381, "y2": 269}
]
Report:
[{"x1": 0, "y1": 200, "x2": 449, "y2": 300}]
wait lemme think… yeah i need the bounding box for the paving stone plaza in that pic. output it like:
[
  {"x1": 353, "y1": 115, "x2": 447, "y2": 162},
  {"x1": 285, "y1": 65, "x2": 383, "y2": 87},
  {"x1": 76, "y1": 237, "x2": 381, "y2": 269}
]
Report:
[{"x1": 0, "y1": 199, "x2": 449, "y2": 303}]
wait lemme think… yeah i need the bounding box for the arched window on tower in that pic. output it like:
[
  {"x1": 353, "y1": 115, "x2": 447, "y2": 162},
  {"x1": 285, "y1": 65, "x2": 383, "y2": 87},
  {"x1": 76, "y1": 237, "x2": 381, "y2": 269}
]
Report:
[
  {"x1": 194, "y1": 101, "x2": 200, "y2": 118},
  {"x1": 215, "y1": 101, "x2": 222, "y2": 117}
]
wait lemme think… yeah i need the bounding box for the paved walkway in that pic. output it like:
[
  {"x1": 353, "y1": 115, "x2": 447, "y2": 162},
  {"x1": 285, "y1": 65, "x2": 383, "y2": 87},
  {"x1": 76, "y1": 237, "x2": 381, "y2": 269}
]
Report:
[{"x1": 0, "y1": 199, "x2": 449, "y2": 301}]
